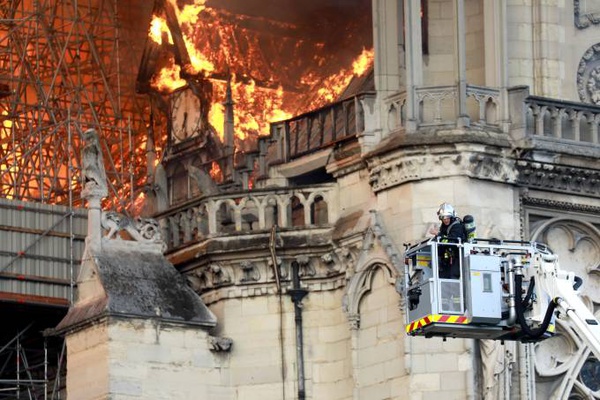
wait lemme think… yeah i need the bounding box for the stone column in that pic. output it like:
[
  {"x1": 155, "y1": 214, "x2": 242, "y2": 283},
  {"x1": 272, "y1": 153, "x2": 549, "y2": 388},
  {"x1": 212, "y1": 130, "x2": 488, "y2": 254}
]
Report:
[
  {"x1": 223, "y1": 79, "x2": 236, "y2": 183},
  {"x1": 484, "y1": 0, "x2": 510, "y2": 132},
  {"x1": 455, "y1": 0, "x2": 470, "y2": 127},
  {"x1": 404, "y1": 0, "x2": 423, "y2": 133},
  {"x1": 372, "y1": 0, "x2": 402, "y2": 138}
]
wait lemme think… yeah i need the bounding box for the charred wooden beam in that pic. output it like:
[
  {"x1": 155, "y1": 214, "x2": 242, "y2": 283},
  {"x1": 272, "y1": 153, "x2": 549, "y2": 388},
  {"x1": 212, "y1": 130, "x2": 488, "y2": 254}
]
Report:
[
  {"x1": 136, "y1": 0, "x2": 192, "y2": 92},
  {"x1": 136, "y1": 37, "x2": 164, "y2": 94},
  {"x1": 0, "y1": 83, "x2": 10, "y2": 98},
  {"x1": 163, "y1": 0, "x2": 192, "y2": 75},
  {"x1": 136, "y1": 0, "x2": 167, "y2": 94}
]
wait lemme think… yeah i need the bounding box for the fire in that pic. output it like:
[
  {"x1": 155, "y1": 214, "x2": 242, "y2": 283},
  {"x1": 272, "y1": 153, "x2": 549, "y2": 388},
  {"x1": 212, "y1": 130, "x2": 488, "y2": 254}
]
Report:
[
  {"x1": 149, "y1": 16, "x2": 171, "y2": 45},
  {"x1": 149, "y1": 1, "x2": 214, "y2": 86},
  {"x1": 148, "y1": 1, "x2": 373, "y2": 152},
  {"x1": 151, "y1": 60, "x2": 186, "y2": 93},
  {"x1": 208, "y1": 103, "x2": 225, "y2": 140},
  {"x1": 0, "y1": 0, "x2": 372, "y2": 211},
  {"x1": 1, "y1": 110, "x2": 12, "y2": 130},
  {"x1": 304, "y1": 47, "x2": 374, "y2": 110},
  {"x1": 353, "y1": 48, "x2": 374, "y2": 76},
  {"x1": 206, "y1": 76, "x2": 291, "y2": 141},
  {"x1": 167, "y1": 0, "x2": 214, "y2": 76},
  {"x1": 209, "y1": 161, "x2": 223, "y2": 181}
]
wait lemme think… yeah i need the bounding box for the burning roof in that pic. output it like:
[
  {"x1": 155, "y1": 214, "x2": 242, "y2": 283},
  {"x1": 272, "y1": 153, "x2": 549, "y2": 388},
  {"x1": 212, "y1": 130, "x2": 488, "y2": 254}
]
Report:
[{"x1": 138, "y1": 0, "x2": 374, "y2": 143}]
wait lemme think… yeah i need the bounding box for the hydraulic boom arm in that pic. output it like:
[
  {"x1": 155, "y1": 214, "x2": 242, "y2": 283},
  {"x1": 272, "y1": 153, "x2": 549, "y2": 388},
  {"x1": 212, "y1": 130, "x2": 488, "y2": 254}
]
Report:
[{"x1": 531, "y1": 253, "x2": 600, "y2": 359}]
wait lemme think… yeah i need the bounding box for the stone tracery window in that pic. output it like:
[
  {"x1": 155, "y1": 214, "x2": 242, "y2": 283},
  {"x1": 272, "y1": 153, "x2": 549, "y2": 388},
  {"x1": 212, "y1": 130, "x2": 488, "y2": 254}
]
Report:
[
  {"x1": 529, "y1": 217, "x2": 600, "y2": 398},
  {"x1": 580, "y1": 358, "x2": 600, "y2": 393}
]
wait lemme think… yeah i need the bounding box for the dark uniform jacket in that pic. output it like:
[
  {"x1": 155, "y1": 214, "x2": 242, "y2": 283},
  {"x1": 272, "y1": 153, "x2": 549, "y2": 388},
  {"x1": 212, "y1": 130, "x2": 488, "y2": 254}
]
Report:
[
  {"x1": 437, "y1": 217, "x2": 465, "y2": 279},
  {"x1": 438, "y1": 217, "x2": 466, "y2": 242}
]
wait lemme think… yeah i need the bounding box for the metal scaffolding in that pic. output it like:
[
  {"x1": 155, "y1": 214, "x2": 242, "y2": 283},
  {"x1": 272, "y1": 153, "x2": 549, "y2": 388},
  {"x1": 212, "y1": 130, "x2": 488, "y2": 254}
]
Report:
[
  {"x1": 0, "y1": 0, "x2": 152, "y2": 398},
  {"x1": 0, "y1": 0, "x2": 151, "y2": 210}
]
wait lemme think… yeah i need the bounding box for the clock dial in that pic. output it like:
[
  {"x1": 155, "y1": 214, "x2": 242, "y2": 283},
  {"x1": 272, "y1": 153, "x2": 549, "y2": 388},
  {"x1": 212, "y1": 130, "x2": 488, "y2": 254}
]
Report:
[{"x1": 171, "y1": 88, "x2": 202, "y2": 143}]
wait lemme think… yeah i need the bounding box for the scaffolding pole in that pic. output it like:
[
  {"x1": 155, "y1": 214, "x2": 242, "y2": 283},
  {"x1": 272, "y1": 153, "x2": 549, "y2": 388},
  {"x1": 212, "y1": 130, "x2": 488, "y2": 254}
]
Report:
[{"x1": 0, "y1": 0, "x2": 152, "y2": 398}]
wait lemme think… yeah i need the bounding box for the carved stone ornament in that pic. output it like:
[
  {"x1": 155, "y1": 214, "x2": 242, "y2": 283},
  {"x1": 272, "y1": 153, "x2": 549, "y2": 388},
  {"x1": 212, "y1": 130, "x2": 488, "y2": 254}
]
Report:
[
  {"x1": 574, "y1": 0, "x2": 600, "y2": 29},
  {"x1": 239, "y1": 261, "x2": 260, "y2": 283},
  {"x1": 321, "y1": 252, "x2": 343, "y2": 276},
  {"x1": 268, "y1": 256, "x2": 287, "y2": 280},
  {"x1": 577, "y1": 43, "x2": 600, "y2": 104},
  {"x1": 295, "y1": 255, "x2": 316, "y2": 278},
  {"x1": 101, "y1": 211, "x2": 165, "y2": 249},
  {"x1": 369, "y1": 152, "x2": 516, "y2": 193},
  {"x1": 81, "y1": 128, "x2": 108, "y2": 199},
  {"x1": 516, "y1": 160, "x2": 600, "y2": 197},
  {"x1": 335, "y1": 246, "x2": 358, "y2": 280},
  {"x1": 210, "y1": 264, "x2": 232, "y2": 286},
  {"x1": 208, "y1": 335, "x2": 233, "y2": 352}
]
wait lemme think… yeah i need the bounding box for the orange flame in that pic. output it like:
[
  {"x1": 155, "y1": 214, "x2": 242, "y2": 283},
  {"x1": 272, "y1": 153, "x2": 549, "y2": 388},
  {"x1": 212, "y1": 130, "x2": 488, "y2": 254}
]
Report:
[
  {"x1": 149, "y1": 16, "x2": 171, "y2": 45},
  {"x1": 151, "y1": 59, "x2": 186, "y2": 92},
  {"x1": 149, "y1": 3, "x2": 373, "y2": 145},
  {"x1": 209, "y1": 161, "x2": 223, "y2": 182},
  {"x1": 167, "y1": 0, "x2": 214, "y2": 76},
  {"x1": 305, "y1": 47, "x2": 374, "y2": 109},
  {"x1": 352, "y1": 48, "x2": 374, "y2": 76},
  {"x1": 207, "y1": 77, "x2": 291, "y2": 141}
]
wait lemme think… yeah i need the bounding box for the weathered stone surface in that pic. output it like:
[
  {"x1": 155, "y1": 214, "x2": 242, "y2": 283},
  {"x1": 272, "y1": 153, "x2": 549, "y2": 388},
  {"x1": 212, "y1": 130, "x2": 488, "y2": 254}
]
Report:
[{"x1": 56, "y1": 248, "x2": 216, "y2": 332}]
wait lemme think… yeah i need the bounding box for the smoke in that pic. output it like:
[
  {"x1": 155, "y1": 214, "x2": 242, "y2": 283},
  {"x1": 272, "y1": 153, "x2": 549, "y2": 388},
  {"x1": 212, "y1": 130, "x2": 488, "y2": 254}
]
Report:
[
  {"x1": 206, "y1": 0, "x2": 370, "y2": 25},
  {"x1": 199, "y1": 0, "x2": 372, "y2": 92}
]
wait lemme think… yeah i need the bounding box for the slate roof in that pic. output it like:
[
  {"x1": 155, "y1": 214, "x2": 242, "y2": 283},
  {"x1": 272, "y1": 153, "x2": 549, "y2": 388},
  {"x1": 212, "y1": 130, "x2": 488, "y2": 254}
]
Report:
[
  {"x1": 337, "y1": 66, "x2": 375, "y2": 102},
  {"x1": 54, "y1": 247, "x2": 216, "y2": 334}
]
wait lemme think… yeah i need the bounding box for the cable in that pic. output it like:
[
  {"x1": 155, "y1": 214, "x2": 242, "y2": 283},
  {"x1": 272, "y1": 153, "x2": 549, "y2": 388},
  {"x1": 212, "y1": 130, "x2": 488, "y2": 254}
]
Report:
[{"x1": 514, "y1": 274, "x2": 557, "y2": 340}]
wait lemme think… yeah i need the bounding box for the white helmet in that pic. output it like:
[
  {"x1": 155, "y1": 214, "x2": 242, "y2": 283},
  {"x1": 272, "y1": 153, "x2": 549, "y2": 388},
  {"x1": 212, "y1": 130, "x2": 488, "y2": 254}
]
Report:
[{"x1": 437, "y1": 202, "x2": 456, "y2": 220}]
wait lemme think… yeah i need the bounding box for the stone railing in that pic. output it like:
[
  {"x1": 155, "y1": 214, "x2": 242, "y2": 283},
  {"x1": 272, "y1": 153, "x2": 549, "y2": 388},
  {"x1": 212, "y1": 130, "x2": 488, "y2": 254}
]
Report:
[
  {"x1": 155, "y1": 184, "x2": 338, "y2": 250},
  {"x1": 385, "y1": 91, "x2": 407, "y2": 132},
  {"x1": 385, "y1": 84, "x2": 502, "y2": 131},
  {"x1": 385, "y1": 84, "x2": 600, "y2": 149},
  {"x1": 524, "y1": 95, "x2": 600, "y2": 144},
  {"x1": 259, "y1": 93, "x2": 375, "y2": 173}
]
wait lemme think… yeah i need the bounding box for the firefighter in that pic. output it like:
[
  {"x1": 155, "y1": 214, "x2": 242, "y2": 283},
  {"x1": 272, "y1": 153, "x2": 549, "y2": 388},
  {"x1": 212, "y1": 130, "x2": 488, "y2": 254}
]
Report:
[{"x1": 435, "y1": 202, "x2": 466, "y2": 279}]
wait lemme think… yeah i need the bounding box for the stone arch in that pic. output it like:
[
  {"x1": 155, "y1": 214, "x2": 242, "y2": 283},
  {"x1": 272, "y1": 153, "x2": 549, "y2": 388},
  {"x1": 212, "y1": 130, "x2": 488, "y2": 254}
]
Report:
[
  {"x1": 345, "y1": 259, "x2": 397, "y2": 326},
  {"x1": 290, "y1": 195, "x2": 305, "y2": 227},
  {"x1": 261, "y1": 194, "x2": 279, "y2": 229},
  {"x1": 310, "y1": 194, "x2": 328, "y2": 226},
  {"x1": 530, "y1": 218, "x2": 600, "y2": 299},
  {"x1": 346, "y1": 260, "x2": 404, "y2": 398},
  {"x1": 239, "y1": 196, "x2": 259, "y2": 231},
  {"x1": 579, "y1": 111, "x2": 594, "y2": 142},
  {"x1": 484, "y1": 96, "x2": 498, "y2": 125},
  {"x1": 194, "y1": 204, "x2": 209, "y2": 238},
  {"x1": 214, "y1": 198, "x2": 237, "y2": 233}
]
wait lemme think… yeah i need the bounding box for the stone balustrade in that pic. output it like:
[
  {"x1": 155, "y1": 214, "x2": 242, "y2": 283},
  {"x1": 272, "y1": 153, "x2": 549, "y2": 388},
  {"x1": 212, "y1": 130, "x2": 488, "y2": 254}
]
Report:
[
  {"x1": 253, "y1": 86, "x2": 600, "y2": 180},
  {"x1": 259, "y1": 93, "x2": 374, "y2": 176},
  {"x1": 524, "y1": 95, "x2": 600, "y2": 144},
  {"x1": 384, "y1": 84, "x2": 600, "y2": 148},
  {"x1": 385, "y1": 84, "x2": 502, "y2": 131},
  {"x1": 156, "y1": 184, "x2": 338, "y2": 250}
]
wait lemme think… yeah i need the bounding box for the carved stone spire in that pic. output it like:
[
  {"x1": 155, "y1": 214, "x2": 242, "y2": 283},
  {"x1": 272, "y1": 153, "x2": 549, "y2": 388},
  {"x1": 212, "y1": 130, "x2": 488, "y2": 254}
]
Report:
[
  {"x1": 223, "y1": 77, "x2": 236, "y2": 183},
  {"x1": 223, "y1": 77, "x2": 235, "y2": 152}
]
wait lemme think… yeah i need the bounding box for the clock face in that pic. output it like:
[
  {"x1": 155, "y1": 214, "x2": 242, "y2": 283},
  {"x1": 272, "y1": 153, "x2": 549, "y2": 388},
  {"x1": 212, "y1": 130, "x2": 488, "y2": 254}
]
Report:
[{"x1": 171, "y1": 88, "x2": 202, "y2": 143}]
